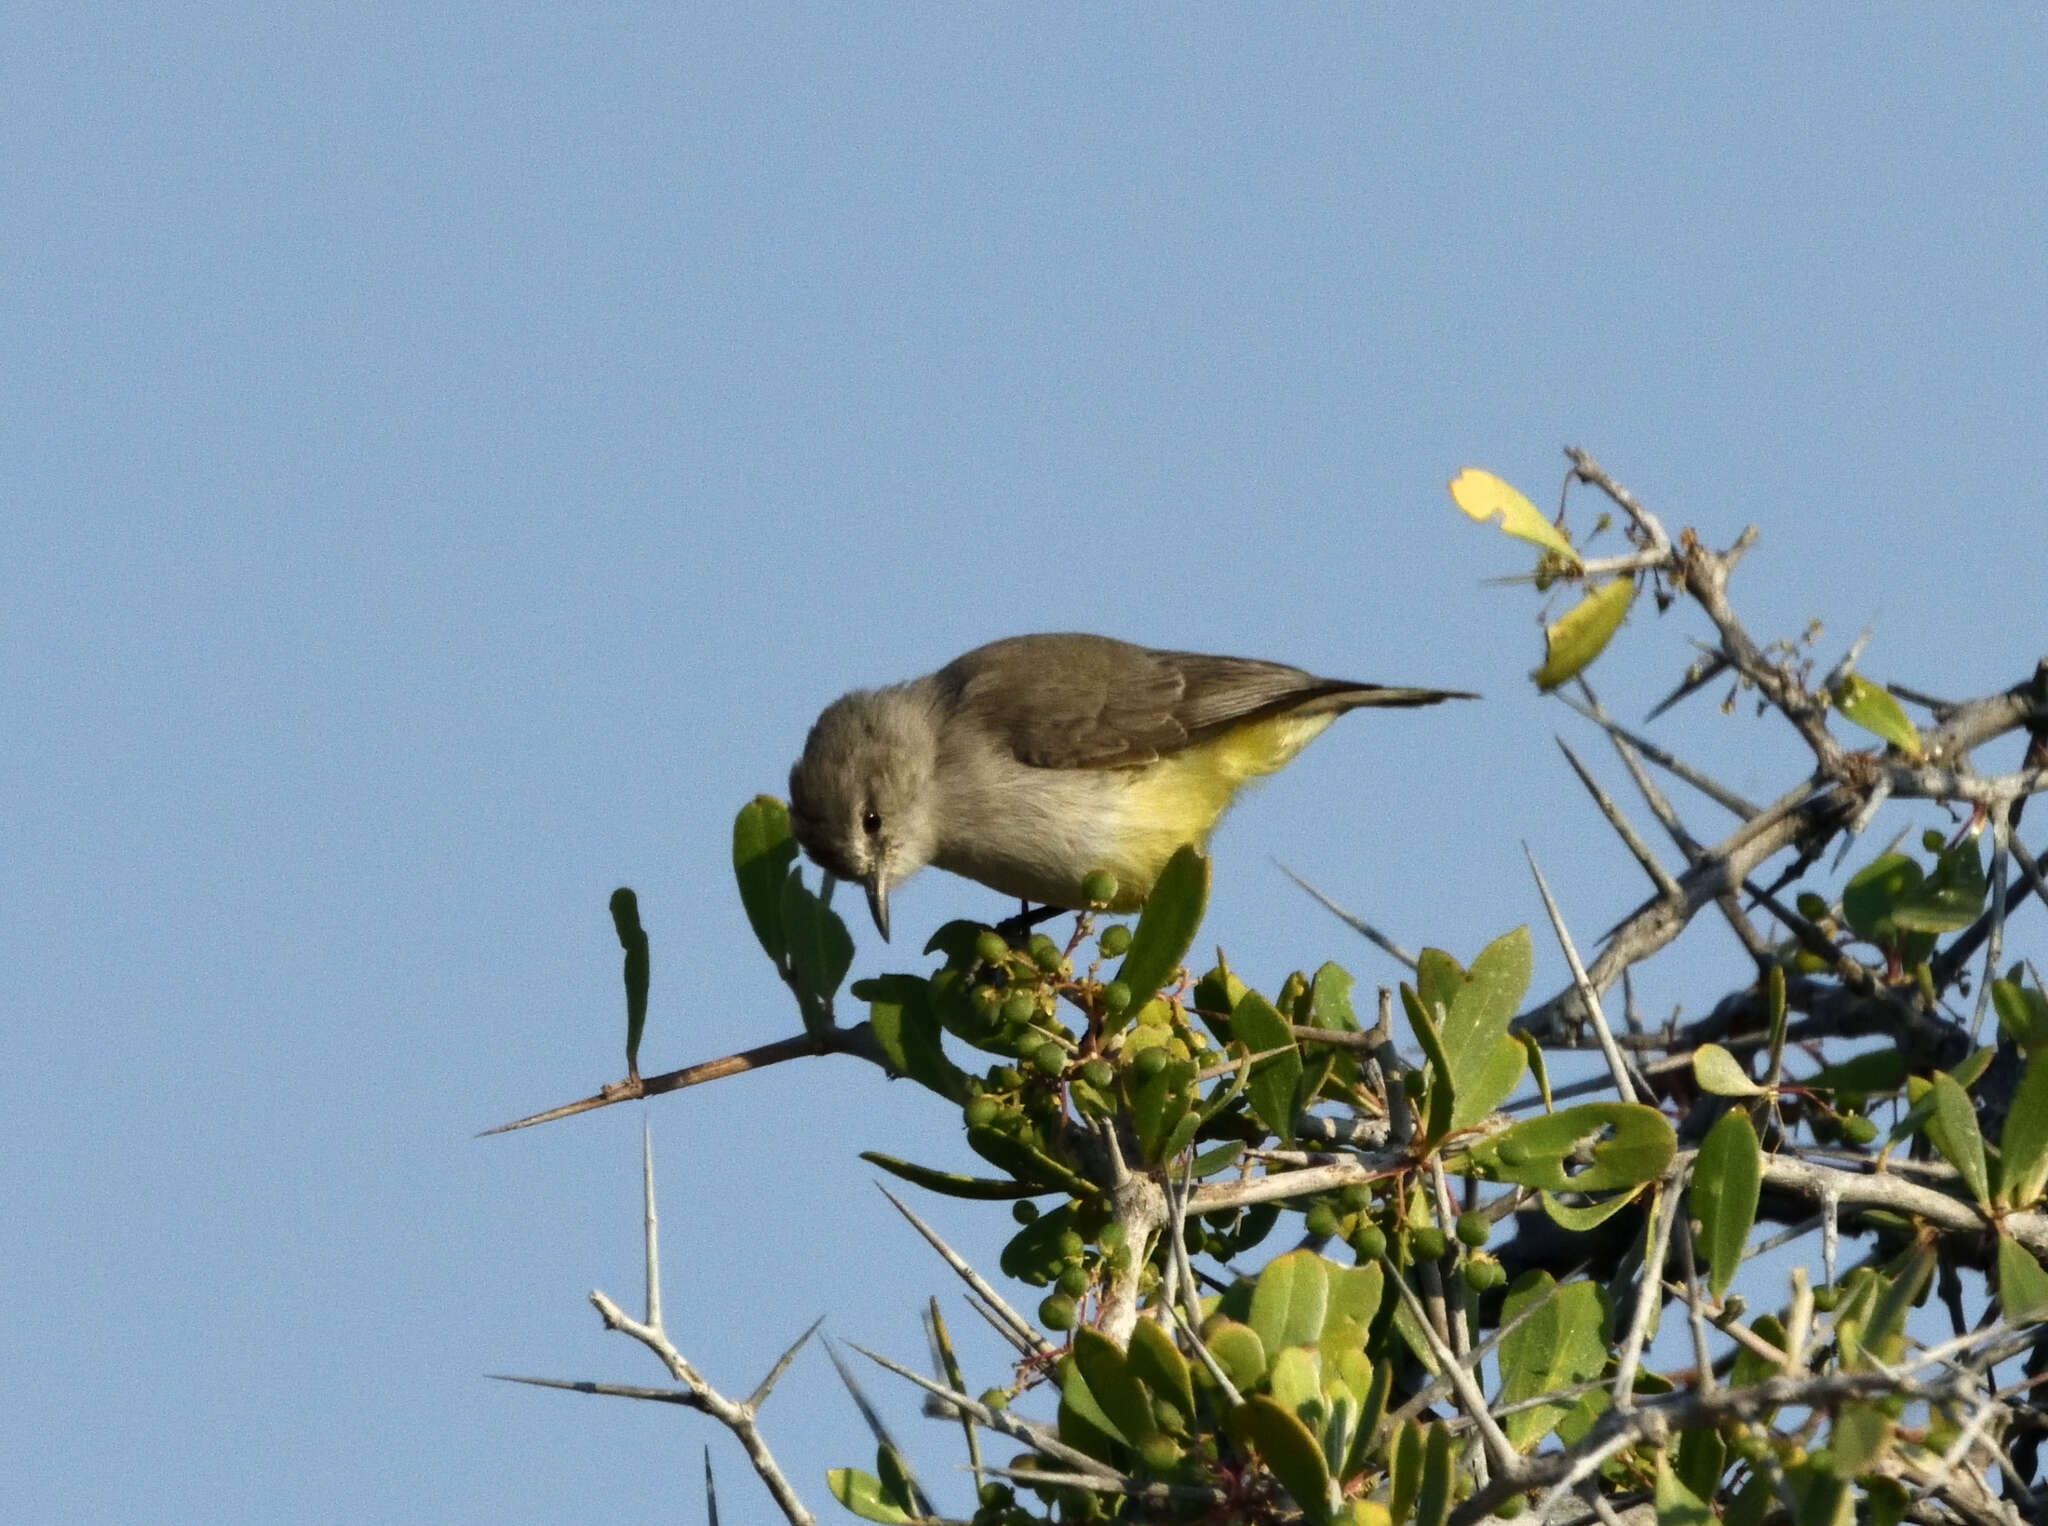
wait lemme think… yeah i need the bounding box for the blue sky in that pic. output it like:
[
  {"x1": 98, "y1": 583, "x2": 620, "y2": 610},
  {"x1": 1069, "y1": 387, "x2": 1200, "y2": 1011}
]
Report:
[{"x1": 5, "y1": 7, "x2": 2044, "y2": 1521}]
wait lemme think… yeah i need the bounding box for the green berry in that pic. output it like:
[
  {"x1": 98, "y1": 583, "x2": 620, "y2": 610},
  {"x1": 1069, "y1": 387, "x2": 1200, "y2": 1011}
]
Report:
[
  {"x1": 988, "y1": 1066, "x2": 1022, "y2": 1092},
  {"x1": 1101, "y1": 981, "x2": 1133, "y2": 1015},
  {"x1": 1080, "y1": 1058, "x2": 1115, "y2": 1091},
  {"x1": 1409, "y1": 1225, "x2": 1447, "y2": 1261},
  {"x1": 1132, "y1": 1046, "x2": 1170, "y2": 1080},
  {"x1": 1057, "y1": 1264, "x2": 1090, "y2": 1298},
  {"x1": 978, "y1": 1389, "x2": 1010, "y2": 1416},
  {"x1": 1339, "y1": 1183, "x2": 1372, "y2": 1212},
  {"x1": 1028, "y1": 934, "x2": 1065, "y2": 972},
  {"x1": 1842, "y1": 1113, "x2": 1878, "y2": 1145},
  {"x1": 1813, "y1": 1284, "x2": 1842, "y2": 1312},
  {"x1": 964, "y1": 1095, "x2": 1001, "y2": 1129},
  {"x1": 1011, "y1": 1199, "x2": 1040, "y2": 1224},
  {"x1": 975, "y1": 929, "x2": 1012, "y2": 964},
  {"x1": 1057, "y1": 1228, "x2": 1085, "y2": 1259},
  {"x1": 1038, "y1": 1293, "x2": 1077, "y2": 1331},
  {"x1": 1465, "y1": 1255, "x2": 1505, "y2": 1293},
  {"x1": 1000, "y1": 990, "x2": 1037, "y2": 1027},
  {"x1": 1080, "y1": 869, "x2": 1119, "y2": 906},
  {"x1": 1456, "y1": 1210, "x2": 1491, "y2": 1249},
  {"x1": 1098, "y1": 1221, "x2": 1127, "y2": 1251},
  {"x1": 1305, "y1": 1203, "x2": 1341, "y2": 1238},
  {"x1": 1349, "y1": 1223, "x2": 1387, "y2": 1260},
  {"x1": 1923, "y1": 828, "x2": 1948, "y2": 853},
  {"x1": 1032, "y1": 1041, "x2": 1067, "y2": 1078},
  {"x1": 1098, "y1": 924, "x2": 1132, "y2": 958},
  {"x1": 1496, "y1": 1496, "x2": 1526, "y2": 1519},
  {"x1": 978, "y1": 1480, "x2": 1015, "y2": 1507}
]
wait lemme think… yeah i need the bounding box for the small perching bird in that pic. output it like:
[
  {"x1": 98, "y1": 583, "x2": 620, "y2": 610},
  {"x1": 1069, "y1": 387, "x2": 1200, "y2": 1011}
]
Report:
[{"x1": 787, "y1": 633, "x2": 1473, "y2": 940}]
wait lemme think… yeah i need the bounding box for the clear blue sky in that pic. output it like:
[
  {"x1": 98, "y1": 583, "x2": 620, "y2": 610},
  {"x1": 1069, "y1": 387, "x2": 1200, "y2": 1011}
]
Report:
[{"x1": 6, "y1": 7, "x2": 2043, "y2": 1521}]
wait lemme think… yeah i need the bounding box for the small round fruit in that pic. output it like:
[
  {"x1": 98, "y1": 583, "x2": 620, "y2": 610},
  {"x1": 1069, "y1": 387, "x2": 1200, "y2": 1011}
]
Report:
[
  {"x1": 1465, "y1": 1255, "x2": 1505, "y2": 1293},
  {"x1": 964, "y1": 1095, "x2": 1001, "y2": 1129},
  {"x1": 978, "y1": 1389, "x2": 1010, "y2": 1415},
  {"x1": 1032, "y1": 1041, "x2": 1068, "y2": 1078},
  {"x1": 1135, "y1": 1431, "x2": 1181, "y2": 1473},
  {"x1": 988, "y1": 1065, "x2": 1022, "y2": 1092},
  {"x1": 1842, "y1": 1113, "x2": 1878, "y2": 1145},
  {"x1": 1011, "y1": 1199, "x2": 1040, "y2": 1224},
  {"x1": 1409, "y1": 1224, "x2": 1447, "y2": 1261},
  {"x1": 1056, "y1": 1228, "x2": 1085, "y2": 1259},
  {"x1": 1098, "y1": 1221, "x2": 1127, "y2": 1251},
  {"x1": 1000, "y1": 990, "x2": 1038, "y2": 1027},
  {"x1": 975, "y1": 929, "x2": 1012, "y2": 964},
  {"x1": 1101, "y1": 981, "x2": 1133, "y2": 1016},
  {"x1": 1456, "y1": 1210, "x2": 1491, "y2": 1249},
  {"x1": 1098, "y1": 924, "x2": 1132, "y2": 958},
  {"x1": 1339, "y1": 1183, "x2": 1372, "y2": 1212},
  {"x1": 1349, "y1": 1223, "x2": 1388, "y2": 1260},
  {"x1": 1080, "y1": 870, "x2": 1119, "y2": 906},
  {"x1": 1304, "y1": 1203, "x2": 1341, "y2": 1238},
  {"x1": 1028, "y1": 934, "x2": 1065, "y2": 972},
  {"x1": 1038, "y1": 1292, "x2": 1078, "y2": 1331},
  {"x1": 1812, "y1": 1284, "x2": 1842, "y2": 1312},
  {"x1": 1079, "y1": 1058, "x2": 1115, "y2": 1090},
  {"x1": 1132, "y1": 1046, "x2": 1170, "y2": 1080},
  {"x1": 1057, "y1": 1265, "x2": 1090, "y2": 1298}
]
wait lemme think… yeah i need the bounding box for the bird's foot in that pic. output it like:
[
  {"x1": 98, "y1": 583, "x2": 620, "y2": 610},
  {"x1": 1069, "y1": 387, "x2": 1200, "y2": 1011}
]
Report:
[{"x1": 994, "y1": 901, "x2": 1069, "y2": 943}]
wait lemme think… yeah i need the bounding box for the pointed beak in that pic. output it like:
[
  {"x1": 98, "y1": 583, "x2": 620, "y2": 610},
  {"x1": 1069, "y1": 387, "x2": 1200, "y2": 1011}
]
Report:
[{"x1": 864, "y1": 870, "x2": 891, "y2": 942}]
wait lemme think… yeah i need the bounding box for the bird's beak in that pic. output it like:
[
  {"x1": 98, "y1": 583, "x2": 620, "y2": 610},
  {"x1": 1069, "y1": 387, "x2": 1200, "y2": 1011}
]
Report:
[{"x1": 864, "y1": 870, "x2": 891, "y2": 943}]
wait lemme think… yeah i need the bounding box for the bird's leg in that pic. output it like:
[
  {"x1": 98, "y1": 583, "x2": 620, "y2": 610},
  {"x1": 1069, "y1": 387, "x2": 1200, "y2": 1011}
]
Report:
[{"x1": 994, "y1": 900, "x2": 1067, "y2": 943}]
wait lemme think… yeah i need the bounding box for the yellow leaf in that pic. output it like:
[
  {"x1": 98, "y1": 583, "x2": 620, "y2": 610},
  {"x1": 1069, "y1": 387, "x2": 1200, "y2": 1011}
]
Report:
[
  {"x1": 1448, "y1": 468, "x2": 1579, "y2": 564},
  {"x1": 1532, "y1": 578, "x2": 1636, "y2": 690}
]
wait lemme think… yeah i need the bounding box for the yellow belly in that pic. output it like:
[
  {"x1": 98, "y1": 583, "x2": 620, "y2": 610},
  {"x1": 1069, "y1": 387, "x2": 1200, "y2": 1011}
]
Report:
[{"x1": 1097, "y1": 710, "x2": 1339, "y2": 906}]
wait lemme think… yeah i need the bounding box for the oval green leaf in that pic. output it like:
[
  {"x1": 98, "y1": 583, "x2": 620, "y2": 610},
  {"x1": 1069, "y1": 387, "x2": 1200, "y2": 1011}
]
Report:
[
  {"x1": 2002, "y1": 1050, "x2": 2048, "y2": 1209},
  {"x1": 1693, "y1": 1109, "x2": 1762, "y2": 1299},
  {"x1": 1693, "y1": 1042, "x2": 1763, "y2": 1097},
  {"x1": 1116, "y1": 843, "x2": 1209, "y2": 1000},
  {"x1": 1926, "y1": 1070, "x2": 1990, "y2": 1206},
  {"x1": 1831, "y1": 673, "x2": 1922, "y2": 757},
  {"x1": 732, "y1": 795, "x2": 799, "y2": 965}
]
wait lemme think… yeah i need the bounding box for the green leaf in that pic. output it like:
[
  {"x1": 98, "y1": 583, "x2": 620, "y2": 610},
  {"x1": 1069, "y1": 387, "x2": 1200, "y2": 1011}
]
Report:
[
  {"x1": 1202, "y1": 1317, "x2": 1268, "y2": 1392},
  {"x1": 1517, "y1": 1029, "x2": 1553, "y2": 1112},
  {"x1": 1538, "y1": 1185, "x2": 1646, "y2": 1231},
  {"x1": 826, "y1": 1468, "x2": 914, "y2": 1524},
  {"x1": 732, "y1": 796, "x2": 800, "y2": 966},
  {"x1": 1831, "y1": 1401, "x2": 1891, "y2": 1479},
  {"x1": 1448, "y1": 467, "x2": 1580, "y2": 564},
  {"x1": 858, "y1": 1151, "x2": 1038, "y2": 1200},
  {"x1": 1693, "y1": 1110, "x2": 1762, "y2": 1299},
  {"x1": 1390, "y1": 1419, "x2": 1424, "y2": 1523},
  {"x1": 1532, "y1": 576, "x2": 1636, "y2": 690},
  {"x1": 2001, "y1": 1050, "x2": 2048, "y2": 1208},
  {"x1": 1926, "y1": 1071, "x2": 1990, "y2": 1206},
  {"x1": 1451, "y1": 1102, "x2": 1674, "y2": 1193},
  {"x1": 967, "y1": 1119, "x2": 1097, "y2": 1200},
  {"x1": 1497, "y1": 1273, "x2": 1607, "y2": 1451},
  {"x1": 1831, "y1": 673, "x2": 1922, "y2": 757},
  {"x1": 1677, "y1": 1426, "x2": 1725, "y2": 1503},
  {"x1": 1415, "y1": 1419, "x2": 1454, "y2": 1526},
  {"x1": 1693, "y1": 1043, "x2": 1763, "y2": 1097},
  {"x1": 1437, "y1": 927, "x2": 1533, "y2": 1129},
  {"x1": 1804, "y1": 1049, "x2": 1905, "y2": 1099},
  {"x1": 1131, "y1": 1055, "x2": 1198, "y2": 1164},
  {"x1": 1998, "y1": 1236, "x2": 2048, "y2": 1323},
  {"x1": 1116, "y1": 844, "x2": 1209, "y2": 1000},
  {"x1": 1895, "y1": 834, "x2": 1988, "y2": 933},
  {"x1": 1861, "y1": 1248, "x2": 1935, "y2": 1367},
  {"x1": 863, "y1": 975, "x2": 970, "y2": 1103},
  {"x1": 1228, "y1": 1397, "x2": 1334, "y2": 1526},
  {"x1": 1072, "y1": 1328, "x2": 1156, "y2": 1447},
  {"x1": 781, "y1": 870, "x2": 853, "y2": 1028},
  {"x1": 1317, "y1": 1262, "x2": 1386, "y2": 1363},
  {"x1": 1058, "y1": 1356, "x2": 1130, "y2": 1460},
  {"x1": 1401, "y1": 984, "x2": 1457, "y2": 1145},
  {"x1": 1232, "y1": 989, "x2": 1304, "y2": 1145},
  {"x1": 1655, "y1": 1451, "x2": 1714, "y2": 1526},
  {"x1": 1268, "y1": 1344, "x2": 1323, "y2": 1414},
  {"x1": 1251, "y1": 1250, "x2": 1332, "y2": 1355},
  {"x1": 1995, "y1": 977, "x2": 2048, "y2": 1053},
  {"x1": 1842, "y1": 853, "x2": 1922, "y2": 945},
  {"x1": 1126, "y1": 1318, "x2": 1196, "y2": 1422}
]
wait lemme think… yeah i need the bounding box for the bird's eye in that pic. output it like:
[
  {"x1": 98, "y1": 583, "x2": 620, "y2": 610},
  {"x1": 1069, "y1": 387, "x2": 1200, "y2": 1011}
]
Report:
[{"x1": 861, "y1": 809, "x2": 882, "y2": 836}]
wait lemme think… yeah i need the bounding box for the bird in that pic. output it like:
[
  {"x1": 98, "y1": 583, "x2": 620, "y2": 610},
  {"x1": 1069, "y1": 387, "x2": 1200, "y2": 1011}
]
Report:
[{"x1": 787, "y1": 633, "x2": 1473, "y2": 940}]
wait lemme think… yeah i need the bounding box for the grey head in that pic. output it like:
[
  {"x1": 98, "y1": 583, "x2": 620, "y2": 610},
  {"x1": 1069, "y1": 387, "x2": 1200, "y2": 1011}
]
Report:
[{"x1": 787, "y1": 685, "x2": 944, "y2": 941}]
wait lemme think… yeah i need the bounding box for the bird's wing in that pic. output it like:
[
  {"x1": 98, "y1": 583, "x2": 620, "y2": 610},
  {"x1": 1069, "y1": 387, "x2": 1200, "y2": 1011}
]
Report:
[{"x1": 938, "y1": 634, "x2": 1349, "y2": 770}]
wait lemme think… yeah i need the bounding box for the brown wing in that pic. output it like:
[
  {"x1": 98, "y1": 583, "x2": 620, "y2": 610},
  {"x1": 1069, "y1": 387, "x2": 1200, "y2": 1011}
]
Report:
[{"x1": 935, "y1": 633, "x2": 1392, "y2": 770}]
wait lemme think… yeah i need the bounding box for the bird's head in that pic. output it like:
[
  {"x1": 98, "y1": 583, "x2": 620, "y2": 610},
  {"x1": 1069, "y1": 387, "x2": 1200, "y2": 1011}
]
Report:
[{"x1": 787, "y1": 688, "x2": 941, "y2": 941}]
